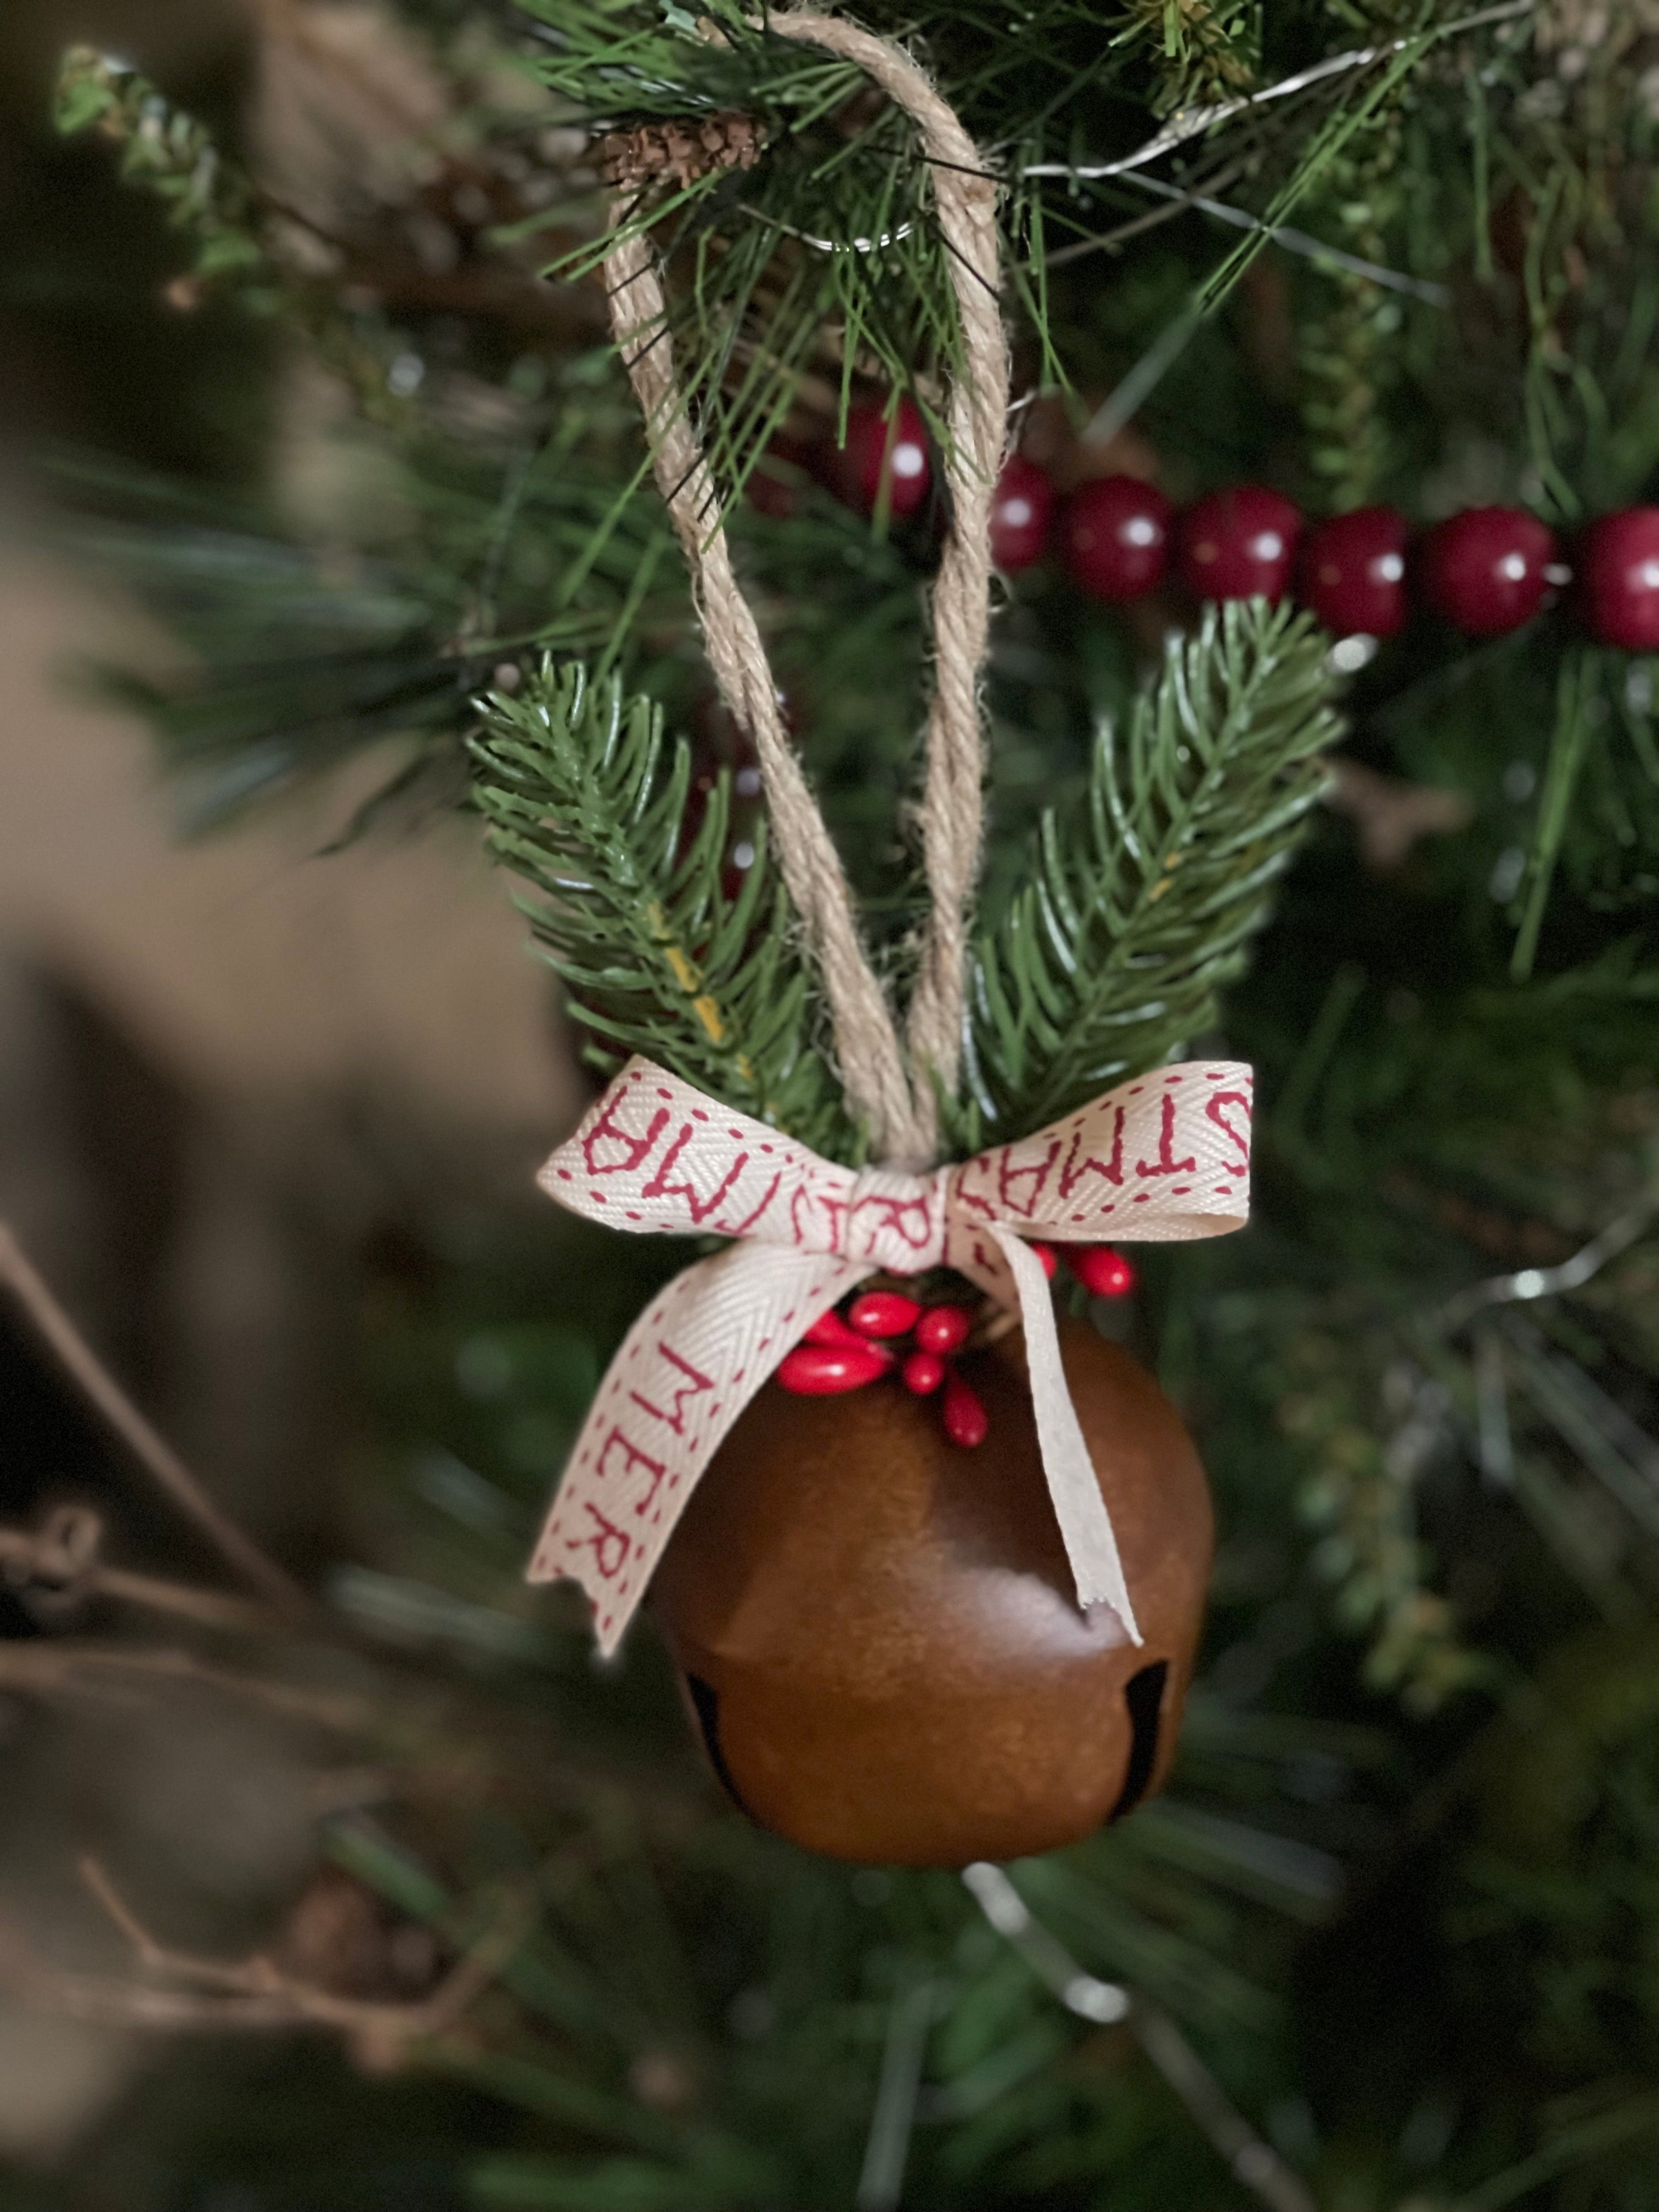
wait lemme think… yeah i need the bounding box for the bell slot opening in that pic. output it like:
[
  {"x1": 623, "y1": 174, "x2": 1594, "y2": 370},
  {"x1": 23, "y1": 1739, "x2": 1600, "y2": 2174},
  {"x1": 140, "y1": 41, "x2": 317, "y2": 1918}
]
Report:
[
  {"x1": 685, "y1": 1672, "x2": 754, "y2": 1818},
  {"x1": 1107, "y1": 1659, "x2": 1169, "y2": 1823}
]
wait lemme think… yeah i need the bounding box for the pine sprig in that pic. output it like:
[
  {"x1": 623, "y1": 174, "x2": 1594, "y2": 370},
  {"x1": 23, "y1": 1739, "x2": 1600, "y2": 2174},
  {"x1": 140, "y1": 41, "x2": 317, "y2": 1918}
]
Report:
[
  {"x1": 1113, "y1": 0, "x2": 1259, "y2": 116},
  {"x1": 958, "y1": 602, "x2": 1342, "y2": 1146},
  {"x1": 54, "y1": 47, "x2": 267, "y2": 294},
  {"x1": 471, "y1": 662, "x2": 855, "y2": 1159}
]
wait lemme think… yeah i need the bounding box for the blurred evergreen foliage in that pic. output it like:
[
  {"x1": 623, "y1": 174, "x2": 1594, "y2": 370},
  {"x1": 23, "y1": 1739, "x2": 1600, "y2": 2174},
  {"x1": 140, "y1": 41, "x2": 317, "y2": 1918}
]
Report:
[{"x1": 9, "y1": 3, "x2": 1659, "y2": 2209}]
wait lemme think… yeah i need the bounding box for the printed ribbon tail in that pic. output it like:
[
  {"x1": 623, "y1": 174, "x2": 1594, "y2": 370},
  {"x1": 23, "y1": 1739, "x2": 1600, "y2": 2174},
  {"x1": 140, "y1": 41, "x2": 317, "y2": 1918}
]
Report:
[
  {"x1": 990, "y1": 1226, "x2": 1142, "y2": 1646},
  {"x1": 527, "y1": 1241, "x2": 864, "y2": 1657}
]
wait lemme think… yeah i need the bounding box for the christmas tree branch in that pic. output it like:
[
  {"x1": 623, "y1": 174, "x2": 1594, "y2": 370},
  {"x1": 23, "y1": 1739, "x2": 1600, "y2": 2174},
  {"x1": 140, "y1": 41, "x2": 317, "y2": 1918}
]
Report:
[
  {"x1": 471, "y1": 662, "x2": 855, "y2": 1158},
  {"x1": 960, "y1": 602, "x2": 1341, "y2": 1145}
]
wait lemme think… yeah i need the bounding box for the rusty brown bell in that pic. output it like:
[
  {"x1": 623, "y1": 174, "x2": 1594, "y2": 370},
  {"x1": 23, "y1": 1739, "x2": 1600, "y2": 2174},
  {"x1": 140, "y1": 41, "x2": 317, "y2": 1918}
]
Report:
[{"x1": 651, "y1": 1319, "x2": 1213, "y2": 1867}]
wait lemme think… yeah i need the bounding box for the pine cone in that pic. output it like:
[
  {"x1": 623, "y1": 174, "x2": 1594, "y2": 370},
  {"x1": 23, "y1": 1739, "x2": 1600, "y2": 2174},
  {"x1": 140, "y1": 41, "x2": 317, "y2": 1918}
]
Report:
[{"x1": 595, "y1": 111, "x2": 765, "y2": 193}]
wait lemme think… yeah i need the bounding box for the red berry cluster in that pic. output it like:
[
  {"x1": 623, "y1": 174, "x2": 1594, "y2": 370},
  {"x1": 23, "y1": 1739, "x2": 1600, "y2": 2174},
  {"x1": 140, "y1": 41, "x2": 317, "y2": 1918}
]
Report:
[
  {"x1": 775, "y1": 1244, "x2": 1139, "y2": 1446},
  {"x1": 764, "y1": 397, "x2": 1659, "y2": 651}
]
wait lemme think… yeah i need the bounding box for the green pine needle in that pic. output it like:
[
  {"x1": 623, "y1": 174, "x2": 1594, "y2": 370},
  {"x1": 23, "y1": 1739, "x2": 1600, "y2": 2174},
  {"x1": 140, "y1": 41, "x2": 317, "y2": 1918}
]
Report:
[
  {"x1": 471, "y1": 662, "x2": 854, "y2": 1160},
  {"x1": 958, "y1": 601, "x2": 1343, "y2": 1146}
]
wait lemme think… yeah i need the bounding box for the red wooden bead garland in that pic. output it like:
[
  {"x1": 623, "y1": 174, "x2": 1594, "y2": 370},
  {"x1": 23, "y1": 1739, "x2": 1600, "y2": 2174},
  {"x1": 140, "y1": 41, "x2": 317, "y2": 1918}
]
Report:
[
  {"x1": 989, "y1": 453, "x2": 1057, "y2": 571},
  {"x1": 1061, "y1": 476, "x2": 1172, "y2": 601},
  {"x1": 1176, "y1": 485, "x2": 1303, "y2": 603},
  {"x1": 1297, "y1": 506, "x2": 1409, "y2": 637},
  {"x1": 1580, "y1": 507, "x2": 1659, "y2": 651},
  {"x1": 828, "y1": 396, "x2": 932, "y2": 518},
  {"x1": 1418, "y1": 506, "x2": 1557, "y2": 636}
]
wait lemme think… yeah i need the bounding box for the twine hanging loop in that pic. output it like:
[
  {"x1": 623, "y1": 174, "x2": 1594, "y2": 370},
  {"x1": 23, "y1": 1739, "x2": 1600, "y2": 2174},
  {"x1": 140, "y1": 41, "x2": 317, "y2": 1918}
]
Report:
[{"x1": 601, "y1": 8, "x2": 1009, "y2": 1165}]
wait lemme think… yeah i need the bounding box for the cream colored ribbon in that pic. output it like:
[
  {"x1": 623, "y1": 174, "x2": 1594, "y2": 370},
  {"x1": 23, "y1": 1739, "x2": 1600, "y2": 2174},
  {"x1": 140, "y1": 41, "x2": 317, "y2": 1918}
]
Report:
[{"x1": 528, "y1": 1057, "x2": 1255, "y2": 1655}]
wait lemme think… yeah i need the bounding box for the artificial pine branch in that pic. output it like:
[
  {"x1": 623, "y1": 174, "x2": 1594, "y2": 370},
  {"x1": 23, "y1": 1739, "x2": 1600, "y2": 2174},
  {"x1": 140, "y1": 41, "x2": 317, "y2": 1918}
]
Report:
[
  {"x1": 55, "y1": 49, "x2": 269, "y2": 296},
  {"x1": 471, "y1": 662, "x2": 855, "y2": 1159},
  {"x1": 959, "y1": 602, "x2": 1342, "y2": 1147},
  {"x1": 1112, "y1": 0, "x2": 1259, "y2": 116}
]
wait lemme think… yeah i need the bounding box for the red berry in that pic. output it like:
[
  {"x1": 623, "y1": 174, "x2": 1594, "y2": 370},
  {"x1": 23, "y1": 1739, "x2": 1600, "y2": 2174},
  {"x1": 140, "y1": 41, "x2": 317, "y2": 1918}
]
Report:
[
  {"x1": 1027, "y1": 1241, "x2": 1058, "y2": 1279},
  {"x1": 1418, "y1": 506, "x2": 1556, "y2": 635},
  {"x1": 914, "y1": 1304, "x2": 973, "y2": 1356},
  {"x1": 776, "y1": 1342, "x2": 892, "y2": 1395},
  {"x1": 901, "y1": 1351, "x2": 947, "y2": 1396},
  {"x1": 1297, "y1": 506, "x2": 1409, "y2": 637},
  {"x1": 941, "y1": 1370, "x2": 989, "y2": 1448},
  {"x1": 847, "y1": 1290, "x2": 922, "y2": 1339},
  {"x1": 1068, "y1": 1244, "x2": 1137, "y2": 1299},
  {"x1": 1060, "y1": 476, "x2": 1172, "y2": 601},
  {"x1": 1176, "y1": 486, "x2": 1304, "y2": 603},
  {"x1": 989, "y1": 453, "x2": 1056, "y2": 571},
  {"x1": 803, "y1": 1307, "x2": 864, "y2": 1347},
  {"x1": 828, "y1": 397, "x2": 932, "y2": 519},
  {"x1": 1579, "y1": 507, "x2": 1659, "y2": 650}
]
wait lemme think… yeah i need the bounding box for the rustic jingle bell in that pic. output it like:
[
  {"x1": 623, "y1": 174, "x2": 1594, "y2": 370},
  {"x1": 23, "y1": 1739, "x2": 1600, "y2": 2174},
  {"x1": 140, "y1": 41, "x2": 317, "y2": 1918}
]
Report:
[{"x1": 650, "y1": 1318, "x2": 1212, "y2": 1867}]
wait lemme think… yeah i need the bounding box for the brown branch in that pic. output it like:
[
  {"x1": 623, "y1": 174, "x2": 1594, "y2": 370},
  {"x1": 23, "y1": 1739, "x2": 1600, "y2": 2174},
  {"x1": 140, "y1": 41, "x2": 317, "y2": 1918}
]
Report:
[
  {"x1": 0, "y1": 1640, "x2": 373, "y2": 1728},
  {"x1": 0, "y1": 1223, "x2": 313, "y2": 1616},
  {"x1": 0, "y1": 1508, "x2": 274, "y2": 1633},
  {"x1": 59, "y1": 1857, "x2": 533, "y2": 2059}
]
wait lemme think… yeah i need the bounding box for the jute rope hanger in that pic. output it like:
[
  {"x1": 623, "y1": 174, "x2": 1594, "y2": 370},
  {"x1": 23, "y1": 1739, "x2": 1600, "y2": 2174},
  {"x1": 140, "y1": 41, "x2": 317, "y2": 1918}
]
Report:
[{"x1": 601, "y1": 7, "x2": 1009, "y2": 1168}]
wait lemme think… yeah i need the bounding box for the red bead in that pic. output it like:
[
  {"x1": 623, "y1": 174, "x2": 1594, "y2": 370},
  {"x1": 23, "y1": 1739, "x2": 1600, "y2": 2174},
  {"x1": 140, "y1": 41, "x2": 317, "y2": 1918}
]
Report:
[
  {"x1": 828, "y1": 397, "x2": 932, "y2": 519},
  {"x1": 847, "y1": 1291, "x2": 922, "y2": 1340},
  {"x1": 914, "y1": 1304, "x2": 973, "y2": 1356},
  {"x1": 746, "y1": 431, "x2": 817, "y2": 521},
  {"x1": 1418, "y1": 506, "x2": 1556, "y2": 635},
  {"x1": 989, "y1": 453, "x2": 1056, "y2": 571},
  {"x1": 1297, "y1": 506, "x2": 1409, "y2": 637},
  {"x1": 941, "y1": 1370, "x2": 989, "y2": 1448},
  {"x1": 901, "y1": 1351, "x2": 947, "y2": 1396},
  {"x1": 1060, "y1": 476, "x2": 1172, "y2": 601},
  {"x1": 776, "y1": 1342, "x2": 893, "y2": 1395},
  {"x1": 803, "y1": 1307, "x2": 864, "y2": 1347},
  {"x1": 1579, "y1": 507, "x2": 1659, "y2": 650},
  {"x1": 1176, "y1": 486, "x2": 1304, "y2": 603},
  {"x1": 1068, "y1": 1245, "x2": 1138, "y2": 1299}
]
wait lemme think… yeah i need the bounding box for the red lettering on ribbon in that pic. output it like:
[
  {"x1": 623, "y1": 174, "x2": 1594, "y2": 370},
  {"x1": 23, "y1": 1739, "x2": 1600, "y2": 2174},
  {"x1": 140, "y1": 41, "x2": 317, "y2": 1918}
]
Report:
[
  {"x1": 1058, "y1": 1109, "x2": 1125, "y2": 1199},
  {"x1": 595, "y1": 1424, "x2": 669, "y2": 1516},
  {"x1": 1136, "y1": 1092, "x2": 1198, "y2": 1178},
  {"x1": 848, "y1": 1190, "x2": 936, "y2": 1262},
  {"x1": 582, "y1": 1097, "x2": 669, "y2": 1178},
  {"x1": 566, "y1": 1502, "x2": 632, "y2": 1580},
  {"x1": 1205, "y1": 1089, "x2": 1252, "y2": 1176},
  {"x1": 996, "y1": 1140, "x2": 1059, "y2": 1220},
  {"x1": 641, "y1": 1124, "x2": 749, "y2": 1224},
  {"x1": 630, "y1": 1345, "x2": 716, "y2": 1437},
  {"x1": 725, "y1": 1171, "x2": 782, "y2": 1237}
]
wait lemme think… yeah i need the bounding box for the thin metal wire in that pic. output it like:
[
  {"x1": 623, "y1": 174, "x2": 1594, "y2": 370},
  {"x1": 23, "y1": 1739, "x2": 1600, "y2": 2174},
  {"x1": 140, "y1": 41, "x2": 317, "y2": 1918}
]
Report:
[
  {"x1": 1101, "y1": 171, "x2": 1451, "y2": 303},
  {"x1": 1436, "y1": 1201, "x2": 1657, "y2": 1334},
  {"x1": 1018, "y1": 0, "x2": 1534, "y2": 186},
  {"x1": 962, "y1": 1863, "x2": 1318, "y2": 2212},
  {"x1": 856, "y1": 1976, "x2": 944, "y2": 2212}
]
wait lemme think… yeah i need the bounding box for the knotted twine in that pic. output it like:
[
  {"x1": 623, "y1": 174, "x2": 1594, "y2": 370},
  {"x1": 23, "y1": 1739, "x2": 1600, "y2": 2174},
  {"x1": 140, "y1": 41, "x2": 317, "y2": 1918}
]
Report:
[{"x1": 601, "y1": 8, "x2": 1009, "y2": 1167}]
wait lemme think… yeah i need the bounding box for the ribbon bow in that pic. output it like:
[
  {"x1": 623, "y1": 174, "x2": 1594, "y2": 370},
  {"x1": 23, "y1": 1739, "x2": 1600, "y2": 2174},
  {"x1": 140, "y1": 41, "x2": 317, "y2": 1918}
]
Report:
[{"x1": 528, "y1": 1057, "x2": 1254, "y2": 1655}]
